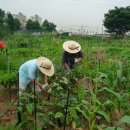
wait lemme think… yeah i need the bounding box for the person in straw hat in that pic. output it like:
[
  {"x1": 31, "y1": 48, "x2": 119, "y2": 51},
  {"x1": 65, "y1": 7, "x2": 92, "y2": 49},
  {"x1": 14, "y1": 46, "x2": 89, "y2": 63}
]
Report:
[
  {"x1": 62, "y1": 40, "x2": 83, "y2": 70},
  {"x1": 18, "y1": 56, "x2": 54, "y2": 95},
  {"x1": 16, "y1": 57, "x2": 54, "y2": 126}
]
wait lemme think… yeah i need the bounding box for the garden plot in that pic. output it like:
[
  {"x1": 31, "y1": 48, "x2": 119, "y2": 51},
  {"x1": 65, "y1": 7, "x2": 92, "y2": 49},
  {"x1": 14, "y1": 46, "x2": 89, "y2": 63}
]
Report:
[{"x1": 0, "y1": 34, "x2": 130, "y2": 130}]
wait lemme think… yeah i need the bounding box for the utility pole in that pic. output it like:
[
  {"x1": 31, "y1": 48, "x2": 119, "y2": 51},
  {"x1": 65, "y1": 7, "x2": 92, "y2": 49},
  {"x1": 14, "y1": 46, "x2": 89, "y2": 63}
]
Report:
[{"x1": 81, "y1": 25, "x2": 83, "y2": 35}]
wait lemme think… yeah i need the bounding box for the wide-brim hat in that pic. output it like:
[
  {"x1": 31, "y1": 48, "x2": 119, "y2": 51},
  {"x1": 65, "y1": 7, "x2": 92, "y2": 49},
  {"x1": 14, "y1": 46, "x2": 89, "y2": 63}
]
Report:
[
  {"x1": 63, "y1": 40, "x2": 81, "y2": 53},
  {"x1": 37, "y1": 57, "x2": 54, "y2": 77}
]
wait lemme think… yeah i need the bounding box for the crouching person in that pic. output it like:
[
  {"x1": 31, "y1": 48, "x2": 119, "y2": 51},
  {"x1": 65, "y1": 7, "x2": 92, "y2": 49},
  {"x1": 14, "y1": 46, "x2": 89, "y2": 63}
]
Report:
[
  {"x1": 16, "y1": 57, "x2": 54, "y2": 126},
  {"x1": 19, "y1": 57, "x2": 54, "y2": 94},
  {"x1": 62, "y1": 40, "x2": 83, "y2": 70}
]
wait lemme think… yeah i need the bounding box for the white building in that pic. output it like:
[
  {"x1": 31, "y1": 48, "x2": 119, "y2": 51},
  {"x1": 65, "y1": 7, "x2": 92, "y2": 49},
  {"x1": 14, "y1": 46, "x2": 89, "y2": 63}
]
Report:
[
  {"x1": 57, "y1": 25, "x2": 99, "y2": 35},
  {"x1": 13, "y1": 12, "x2": 26, "y2": 29},
  {"x1": 30, "y1": 14, "x2": 42, "y2": 25}
]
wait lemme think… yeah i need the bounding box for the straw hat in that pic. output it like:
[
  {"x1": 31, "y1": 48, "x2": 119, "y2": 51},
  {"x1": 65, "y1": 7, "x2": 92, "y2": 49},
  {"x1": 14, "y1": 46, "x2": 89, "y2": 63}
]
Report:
[
  {"x1": 37, "y1": 57, "x2": 54, "y2": 76},
  {"x1": 63, "y1": 40, "x2": 81, "y2": 53}
]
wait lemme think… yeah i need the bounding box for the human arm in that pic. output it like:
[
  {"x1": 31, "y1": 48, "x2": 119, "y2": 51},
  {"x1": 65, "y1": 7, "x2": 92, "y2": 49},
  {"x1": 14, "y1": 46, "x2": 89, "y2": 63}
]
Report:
[
  {"x1": 30, "y1": 79, "x2": 43, "y2": 90},
  {"x1": 29, "y1": 66, "x2": 45, "y2": 90},
  {"x1": 62, "y1": 51, "x2": 70, "y2": 70},
  {"x1": 75, "y1": 51, "x2": 83, "y2": 63},
  {"x1": 44, "y1": 75, "x2": 48, "y2": 84},
  {"x1": 64, "y1": 63, "x2": 70, "y2": 70},
  {"x1": 30, "y1": 74, "x2": 48, "y2": 91}
]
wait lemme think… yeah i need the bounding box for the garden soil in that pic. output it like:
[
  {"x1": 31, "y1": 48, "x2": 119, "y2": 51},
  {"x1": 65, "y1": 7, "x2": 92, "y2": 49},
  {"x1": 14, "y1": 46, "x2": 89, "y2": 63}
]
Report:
[
  {"x1": 0, "y1": 86, "x2": 130, "y2": 130},
  {"x1": 0, "y1": 86, "x2": 17, "y2": 125}
]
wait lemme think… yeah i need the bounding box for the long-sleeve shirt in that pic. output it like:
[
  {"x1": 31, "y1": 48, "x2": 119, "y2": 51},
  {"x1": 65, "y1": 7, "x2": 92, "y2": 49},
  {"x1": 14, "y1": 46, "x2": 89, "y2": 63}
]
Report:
[
  {"x1": 19, "y1": 59, "x2": 40, "y2": 87},
  {"x1": 62, "y1": 51, "x2": 83, "y2": 69}
]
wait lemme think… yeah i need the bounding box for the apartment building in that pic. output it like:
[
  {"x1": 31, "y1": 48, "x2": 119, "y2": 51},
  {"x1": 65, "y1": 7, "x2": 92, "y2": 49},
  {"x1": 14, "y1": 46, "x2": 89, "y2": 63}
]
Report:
[
  {"x1": 13, "y1": 12, "x2": 26, "y2": 29},
  {"x1": 30, "y1": 14, "x2": 42, "y2": 25}
]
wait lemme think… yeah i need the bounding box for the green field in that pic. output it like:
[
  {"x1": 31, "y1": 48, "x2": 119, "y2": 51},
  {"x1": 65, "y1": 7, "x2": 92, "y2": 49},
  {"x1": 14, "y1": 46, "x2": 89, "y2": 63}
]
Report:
[{"x1": 0, "y1": 33, "x2": 130, "y2": 130}]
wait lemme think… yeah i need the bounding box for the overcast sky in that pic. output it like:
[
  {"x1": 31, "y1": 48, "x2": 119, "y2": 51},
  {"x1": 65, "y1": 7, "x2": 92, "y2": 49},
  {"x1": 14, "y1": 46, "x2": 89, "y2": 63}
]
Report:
[{"x1": 0, "y1": 0, "x2": 129, "y2": 32}]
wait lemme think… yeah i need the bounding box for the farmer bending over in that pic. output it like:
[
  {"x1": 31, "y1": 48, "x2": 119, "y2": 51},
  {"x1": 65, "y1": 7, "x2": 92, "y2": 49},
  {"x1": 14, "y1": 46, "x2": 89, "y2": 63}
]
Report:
[
  {"x1": 19, "y1": 57, "x2": 54, "y2": 94},
  {"x1": 16, "y1": 57, "x2": 54, "y2": 126},
  {"x1": 62, "y1": 40, "x2": 83, "y2": 70}
]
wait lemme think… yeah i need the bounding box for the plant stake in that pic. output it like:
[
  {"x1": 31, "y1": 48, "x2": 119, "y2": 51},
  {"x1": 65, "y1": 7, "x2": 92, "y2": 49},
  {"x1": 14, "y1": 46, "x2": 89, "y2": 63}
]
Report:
[
  {"x1": 15, "y1": 73, "x2": 21, "y2": 127},
  {"x1": 63, "y1": 86, "x2": 70, "y2": 130},
  {"x1": 9, "y1": 61, "x2": 11, "y2": 103},
  {"x1": 34, "y1": 79, "x2": 37, "y2": 130},
  {"x1": 63, "y1": 70, "x2": 70, "y2": 130}
]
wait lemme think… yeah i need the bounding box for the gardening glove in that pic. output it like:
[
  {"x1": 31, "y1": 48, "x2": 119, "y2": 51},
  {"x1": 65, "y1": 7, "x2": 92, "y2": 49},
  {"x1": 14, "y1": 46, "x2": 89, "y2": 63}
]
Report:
[
  {"x1": 42, "y1": 83, "x2": 49, "y2": 90},
  {"x1": 35, "y1": 86, "x2": 42, "y2": 92},
  {"x1": 75, "y1": 58, "x2": 81, "y2": 63},
  {"x1": 74, "y1": 58, "x2": 79, "y2": 63}
]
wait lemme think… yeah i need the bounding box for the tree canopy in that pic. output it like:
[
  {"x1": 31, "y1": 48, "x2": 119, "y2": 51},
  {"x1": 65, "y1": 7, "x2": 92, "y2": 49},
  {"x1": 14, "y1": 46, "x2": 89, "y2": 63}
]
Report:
[
  {"x1": 104, "y1": 6, "x2": 130, "y2": 36},
  {"x1": 0, "y1": 9, "x2": 21, "y2": 37},
  {"x1": 26, "y1": 19, "x2": 41, "y2": 31},
  {"x1": 0, "y1": 8, "x2": 5, "y2": 25},
  {"x1": 14, "y1": 18, "x2": 21, "y2": 30},
  {"x1": 42, "y1": 19, "x2": 56, "y2": 33},
  {"x1": 6, "y1": 13, "x2": 15, "y2": 32},
  {"x1": 0, "y1": 8, "x2": 57, "y2": 36},
  {"x1": 6, "y1": 13, "x2": 21, "y2": 33},
  {"x1": 0, "y1": 8, "x2": 6, "y2": 37}
]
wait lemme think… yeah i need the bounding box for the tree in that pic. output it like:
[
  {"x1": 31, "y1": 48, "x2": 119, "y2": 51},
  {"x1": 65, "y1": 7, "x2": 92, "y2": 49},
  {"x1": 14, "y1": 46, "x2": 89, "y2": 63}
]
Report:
[
  {"x1": 26, "y1": 19, "x2": 33, "y2": 30},
  {"x1": 6, "y1": 12, "x2": 15, "y2": 32},
  {"x1": 42, "y1": 19, "x2": 56, "y2": 33},
  {"x1": 0, "y1": 8, "x2": 20, "y2": 37},
  {"x1": 33, "y1": 21, "x2": 41, "y2": 30},
  {"x1": 14, "y1": 18, "x2": 21, "y2": 30},
  {"x1": 49, "y1": 22, "x2": 56, "y2": 32},
  {"x1": 104, "y1": 6, "x2": 130, "y2": 37},
  {"x1": 0, "y1": 8, "x2": 5, "y2": 26},
  {"x1": 26, "y1": 19, "x2": 41, "y2": 31},
  {"x1": 0, "y1": 8, "x2": 6, "y2": 37}
]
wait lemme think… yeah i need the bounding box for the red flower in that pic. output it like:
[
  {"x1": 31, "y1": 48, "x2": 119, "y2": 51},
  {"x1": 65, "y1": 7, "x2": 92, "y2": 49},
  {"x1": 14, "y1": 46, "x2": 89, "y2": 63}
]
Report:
[{"x1": 0, "y1": 41, "x2": 6, "y2": 48}]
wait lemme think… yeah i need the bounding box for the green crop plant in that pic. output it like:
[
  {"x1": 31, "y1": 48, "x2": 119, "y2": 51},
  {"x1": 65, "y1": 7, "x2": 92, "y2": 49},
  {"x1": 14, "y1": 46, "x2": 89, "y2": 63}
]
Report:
[
  {"x1": 0, "y1": 72, "x2": 17, "y2": 86},
  {"x1": 0, "y1": 125, "x2": 20, "y2": 130},
  {"x1": 81, "y1": 89, "x2": 111, "y2": 130},
  {"x1": 98, "y1": 87, "x2": 130, "y2": 118},
  {"x1": 104, "y1": 115, "x2": 130, "y2": 130},
  {"x1": 0, "y1": 33, "x2": 130, "y2": 129},
  {"x1": 16, "y1": 91, "x2": 47, "y2": 129}
]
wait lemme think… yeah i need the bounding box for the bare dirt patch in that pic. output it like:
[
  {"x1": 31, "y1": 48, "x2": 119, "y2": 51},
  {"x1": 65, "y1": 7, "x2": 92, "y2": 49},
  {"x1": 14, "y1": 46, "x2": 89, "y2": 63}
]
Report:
[{"x1": 0, "y1": 86, "x2": 17, "y2": 125}]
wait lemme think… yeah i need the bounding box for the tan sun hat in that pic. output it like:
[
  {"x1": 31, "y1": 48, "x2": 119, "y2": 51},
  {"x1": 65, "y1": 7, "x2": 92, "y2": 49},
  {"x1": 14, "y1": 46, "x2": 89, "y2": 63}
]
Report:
[
  {"x1": 63, "y1": 40, "x2": 81, "y2": 53},
  {"x1": 37, "y1": 57, "x2": 54, "y2": 76}
]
